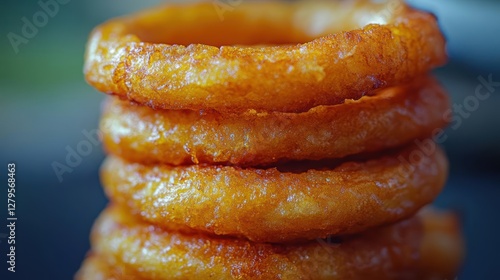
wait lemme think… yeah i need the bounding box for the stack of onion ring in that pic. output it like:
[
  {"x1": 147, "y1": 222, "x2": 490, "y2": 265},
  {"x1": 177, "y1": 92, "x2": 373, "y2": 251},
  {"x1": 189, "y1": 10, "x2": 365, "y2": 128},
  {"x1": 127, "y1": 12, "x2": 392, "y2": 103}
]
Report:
[{"x1": 78, "y1": 0, "x2": 463, "y2": 278}]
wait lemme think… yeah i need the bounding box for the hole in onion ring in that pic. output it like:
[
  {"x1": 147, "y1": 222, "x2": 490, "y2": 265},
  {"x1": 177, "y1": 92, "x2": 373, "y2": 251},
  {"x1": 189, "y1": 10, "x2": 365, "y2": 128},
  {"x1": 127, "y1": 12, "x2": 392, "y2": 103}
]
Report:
[{"x1": 125, "y1": 1, "x2": 397, "y2": 47}]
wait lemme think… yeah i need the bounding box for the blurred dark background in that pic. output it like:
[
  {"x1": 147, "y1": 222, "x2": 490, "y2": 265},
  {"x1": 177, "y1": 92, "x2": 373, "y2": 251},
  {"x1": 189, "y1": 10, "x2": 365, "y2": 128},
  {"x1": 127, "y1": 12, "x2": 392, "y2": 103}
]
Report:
[{"x1": 0, "y1": 0, "x2": 499, "y2": 279}]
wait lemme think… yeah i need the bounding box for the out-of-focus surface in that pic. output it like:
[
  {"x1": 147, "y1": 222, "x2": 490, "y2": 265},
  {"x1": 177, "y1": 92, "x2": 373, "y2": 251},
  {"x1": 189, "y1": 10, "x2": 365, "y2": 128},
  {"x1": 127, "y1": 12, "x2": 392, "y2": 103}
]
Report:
[{"x1": 0, "y1": 0, "x2": 499, "y2": 279}]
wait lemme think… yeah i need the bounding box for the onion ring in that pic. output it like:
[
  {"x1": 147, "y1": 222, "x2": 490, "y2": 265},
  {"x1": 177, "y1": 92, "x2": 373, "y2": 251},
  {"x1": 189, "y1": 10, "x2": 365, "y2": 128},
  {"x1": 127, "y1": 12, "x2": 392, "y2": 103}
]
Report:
[
  {"x1": 86, "y1": 205, "x2": 462, "y2": 280},
  {"x1": 101, "y1": 143, "x2": 448, "y2": 243},
  {"x1": 84, "y1": 0, "x2": 446, "y2": 112},
  {"x1": 101, "y1": 76, "x2": 449, "y2": 166}
]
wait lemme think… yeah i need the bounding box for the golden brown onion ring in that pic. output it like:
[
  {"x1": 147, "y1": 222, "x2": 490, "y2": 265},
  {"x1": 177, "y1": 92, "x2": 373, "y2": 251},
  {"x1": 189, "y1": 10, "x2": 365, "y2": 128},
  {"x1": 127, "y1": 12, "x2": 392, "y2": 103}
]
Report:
[
  {"x1": 102, "y1": 143, "x2": 448, "y2": 243},
  {"x1": 101, "y1": 76, "x2": 449, "y2": 166},
  {"x1": 89, "y1": 205, "x2": 463, "y2": 280},
  {"x1": 84, "y1": 0, "x2": 446, "y2": 112}
]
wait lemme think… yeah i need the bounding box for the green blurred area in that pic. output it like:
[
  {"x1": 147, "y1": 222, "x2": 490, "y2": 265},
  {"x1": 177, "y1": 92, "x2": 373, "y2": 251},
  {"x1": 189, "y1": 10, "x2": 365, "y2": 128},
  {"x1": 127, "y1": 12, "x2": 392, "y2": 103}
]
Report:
[
  {"x1": 0, "y1": 1, "x2": 168, "y2": 91},
  {"x1": 1, "y1": 3, "x2": 83, "y2": 88},
  {"x1": 1, "y1": 40, "x2": 83, "y2": 89}
]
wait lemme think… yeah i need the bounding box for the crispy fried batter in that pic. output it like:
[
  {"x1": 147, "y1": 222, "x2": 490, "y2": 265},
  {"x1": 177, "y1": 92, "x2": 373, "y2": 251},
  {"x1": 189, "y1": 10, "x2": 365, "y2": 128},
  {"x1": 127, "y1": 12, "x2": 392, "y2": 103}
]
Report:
[
  {"x1": 101, "y1": 144, "x2": 448, "y2": 243},
  {"x1": 86, "y1": 205, "x2": 462, "y2": 280},
  {"x1": 84, "y1": 0, "x2": 446, "y2": 112},
  {"x1": 101, "y1": 76, "x2": 449, "y2": 166}
]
